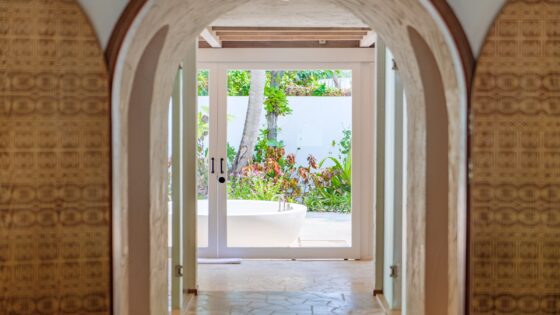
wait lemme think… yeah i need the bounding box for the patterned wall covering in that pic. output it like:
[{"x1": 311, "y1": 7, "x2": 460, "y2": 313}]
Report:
[
  {"x1": 0, "y1": 0, "x2": 111, "y2": 314},
  {"x1": 470, "y1": 0, "x2": 560, "y2": 314}
]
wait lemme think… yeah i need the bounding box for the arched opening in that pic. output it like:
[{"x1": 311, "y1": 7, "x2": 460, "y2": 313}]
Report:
[
  {"x1": 125, "y1": 25, "x2": 169, "y2": 315},
  {"x1": 408, "y1": 25, "x2": 449, "y2": 315},
  {"x1": 109, "y1": 1, "x2": 471, "y2": 314}
]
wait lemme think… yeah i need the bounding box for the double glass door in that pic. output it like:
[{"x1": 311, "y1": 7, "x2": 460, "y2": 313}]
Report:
[{"x1": 196, "y1": 59, "x2": 373, "y2": 259}]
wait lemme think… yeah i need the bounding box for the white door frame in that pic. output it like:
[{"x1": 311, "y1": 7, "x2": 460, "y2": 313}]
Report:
[
  {"x1": 196, "y1": 63, "x2": 220, "y2": 259},
  {"x1": 197, "y1": 48, "x2": 375, "y2": 259}
]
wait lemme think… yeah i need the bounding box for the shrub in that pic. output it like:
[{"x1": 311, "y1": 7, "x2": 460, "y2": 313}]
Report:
[{"x1": 228, "y1": 130, "x2": 353, "y2": 213}]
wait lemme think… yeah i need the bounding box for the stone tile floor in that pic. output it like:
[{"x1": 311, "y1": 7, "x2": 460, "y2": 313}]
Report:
[
  {"x1": 186, "y1": 260, "x2": 385, "y2": 314},
  {"x1": 186, "y1": 291, "x2": 384, "y2": 314}
]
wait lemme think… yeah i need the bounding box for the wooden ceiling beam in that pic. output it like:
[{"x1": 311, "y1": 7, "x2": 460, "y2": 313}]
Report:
[
  {"x1": 199, "y1": 40, "x2": 361, "y2": 48},
  {"x1": 201, "y1": 27, "x2": 375, "y2": 47},
  {"x1": 211, "y1": 26, "x2": 371, "y2": 32},
  {"x1": 218, "y1": 35, "x2": 365, "y2": 41},
  {"x1": 215, "y1": 31, "x2": 368, "y2": 36},
  {"x1": 360, "y1": 31, "x2": 377, "y2": 47},
  {"x1": 200, "y1": 27, "x2": 221, "y2": 48}
]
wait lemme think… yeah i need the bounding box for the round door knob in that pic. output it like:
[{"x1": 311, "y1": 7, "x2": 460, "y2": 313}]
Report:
[{"x1": 218, "y1": 177, "x2": 226, "y2": 183}]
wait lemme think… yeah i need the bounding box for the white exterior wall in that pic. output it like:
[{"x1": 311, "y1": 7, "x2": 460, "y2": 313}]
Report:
[{"x1": 214, "y1": 96, "x2": 352, "y2": 166}]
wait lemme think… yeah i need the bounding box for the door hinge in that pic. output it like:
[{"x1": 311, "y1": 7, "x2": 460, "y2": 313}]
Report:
[
  {"x1": 175, "y1": 265, "x2": 184, "y2": 277},
  {"x1": 390, "y1": 265, "x2": 398, "y2": 278}
]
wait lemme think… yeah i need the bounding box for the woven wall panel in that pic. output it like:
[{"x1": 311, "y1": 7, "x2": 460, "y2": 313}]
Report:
[
  {"x1": 470, "y1": 0, "x2": 560, "y2": 314},
  {"x1": 0, "y1": 0, "x2": 111, "y2": 314}
]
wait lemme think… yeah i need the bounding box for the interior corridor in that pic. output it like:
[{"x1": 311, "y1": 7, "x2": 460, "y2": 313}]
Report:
[{"x1": 187, "y1": 260, "x2": 384, "y2": 314}]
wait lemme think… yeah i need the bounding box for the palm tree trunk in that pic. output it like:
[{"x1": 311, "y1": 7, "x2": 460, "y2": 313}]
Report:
[
  {"x1": 266, "y1": 112, "x2": 278, "y2": 142},
  {"x1": 232, "y1": 70, "x2": 266, "y2": 175},
  {"x1": 267, "y1": 70, "x2": 284, "y2": 141},
  {"x1": 332, "y1": 70, "x2": 340, "y2": 89}
]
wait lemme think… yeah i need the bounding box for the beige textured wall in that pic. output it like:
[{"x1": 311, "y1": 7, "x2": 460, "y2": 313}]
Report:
[
  {"x1": 0, "y1": 0, "x2": 111, "y2": 314},
  {"x1": 470, "y1": 0, "x2": 560, "y2": 313}
]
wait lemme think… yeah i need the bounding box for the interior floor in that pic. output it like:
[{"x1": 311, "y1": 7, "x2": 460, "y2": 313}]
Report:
[{"x1": 187, "y1": 260, "x2": 384, "y2": 314}]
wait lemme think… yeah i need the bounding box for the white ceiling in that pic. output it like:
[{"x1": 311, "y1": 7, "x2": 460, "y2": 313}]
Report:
[{"x1": 210, "y1": 0, "x2": 369, "y2": 28}]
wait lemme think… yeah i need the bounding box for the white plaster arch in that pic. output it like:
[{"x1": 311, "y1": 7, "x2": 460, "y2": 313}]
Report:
[{"x1": 110, "y1": 1, "x2": 469, "y2": 314}]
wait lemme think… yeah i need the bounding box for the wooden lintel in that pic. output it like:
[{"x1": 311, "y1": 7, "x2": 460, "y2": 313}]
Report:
[
  {"x1": 360, "y1": 31, "x2": 377, "y2": 47},
  {"x1": 215, "y1": 31, "x2": 369, "y2": 36},
  {"x1": 200, "y1": 27, "x2": 221, "y2": 48},
  {"x1": 211, "y1": 26, "x2": 371, "y2": 32},
  {"x1": 218, "y1": 35, "x2": 365, "y2": 41}
]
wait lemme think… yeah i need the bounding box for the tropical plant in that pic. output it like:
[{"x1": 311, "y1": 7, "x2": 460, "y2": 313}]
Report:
[
  {"x1": 253, "y1": 129, "x2": 285, "y2": 163},
  {"x1": 228, "y1": 176, "x2": 284, "y2": 201},
  {"x1": 264, "y1": 87, "x2": 291, "y2": 116},
  {"x1": 198, "y1": 70, "x2": 209, "y2": 96},
  {"x1": 337, "y1": 129, "x2": 352, "y2": 156},
  {"x1": 228, "y1": 70, "x2": 251, "y2": 96},
  {"x1": 226, "y1": 143, "x2": 237, "y2": 169},
  {"x1": 223, "y1": 70, "x2": 351, "y2": 97},
  {"x1": 228, "y1": 145, "x2": 301, "y2": 202},
  {"x1": 196, "y1": 110, "x2": 210, "y2": 199},
  {"x1": 302, "y1": 154, "x2": 352, "y2": 212},
  {"x1": 264, "y1": 86, "x2": 291, "y2": 142}
]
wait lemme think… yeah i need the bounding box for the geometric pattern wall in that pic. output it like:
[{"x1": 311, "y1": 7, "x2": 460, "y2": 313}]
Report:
[
  {"x1": 470, "y1": 0, "x2": 560, "y2": 314},
  {"x1": 0, "y1": 0, "x2": 111, "y2": 314}
]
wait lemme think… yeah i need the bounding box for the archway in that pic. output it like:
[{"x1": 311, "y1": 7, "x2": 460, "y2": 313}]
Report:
[{"x1": 108, "y1": 1, "x2": 472, "y2": 314}]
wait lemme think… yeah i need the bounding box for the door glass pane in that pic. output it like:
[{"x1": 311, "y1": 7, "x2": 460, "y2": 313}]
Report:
[
  {"x1": 226, "y1": 69, "x2": 353, "y2": 248},
  {"x1": 197, "y1": 69, "x2": 209, "y2": 248}
]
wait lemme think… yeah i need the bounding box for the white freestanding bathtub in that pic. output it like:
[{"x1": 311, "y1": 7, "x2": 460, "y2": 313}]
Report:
[
  {"x1": 197, "y1": 200, "x2": 307, "y2": 247},
  {"x1": 168, "y1": 200, "x2": 307, "y2": 247}
]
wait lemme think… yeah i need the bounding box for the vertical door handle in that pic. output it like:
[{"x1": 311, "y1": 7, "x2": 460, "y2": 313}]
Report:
[
  {"x1": 211, "y1": 157, "x2": 215, "y2": 174},
  {"x1": 218, "y1": 158, "x2": 226, "y2": 183}
]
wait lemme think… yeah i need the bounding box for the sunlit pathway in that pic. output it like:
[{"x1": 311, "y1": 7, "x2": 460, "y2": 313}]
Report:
[{"x1": 294, "y1": 212, "x2": 352, "y2": 247}]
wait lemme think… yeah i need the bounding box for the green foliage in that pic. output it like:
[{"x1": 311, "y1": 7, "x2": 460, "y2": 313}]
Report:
[
  {"x1": 223, "y1": 70, "x2": 351, "y2": 97},
  {"x1": 312, "y1": 83, "x2": 327, "y2": 96},
  {"x1": 253, "y1": 129, "x2": 285, "y2": 163},
  {"x1": 228, "y1": 176, "x2": 284, "y2": 201},
  {"x1": 302, "y1": 154, "x2": 352, "y2": 212},
  {"x1": 280, "y1": 70, "x2": 351, "y2": 96},
  {"x1": 226, "y1": 143, "x2": 237, "y2": 169},
  {"x1": 196, "y1": 110, "x2": 210, "y2": 199},
  {"x1": 228, "y1": 129, "x2": 353, "y2": 213},
  {"x1": 228, "y1": 145, "x2": 301, "y2": 202},
  {"x1": 338, "y1": 129, "x2": 352, "y2": 156},
  {"x1": 264, "y1": 87, "x2": 291, "y2": 116},
  {"x1": 253, "y1": 129, "x2": 269, "y2": 163},
  {"x1": 198, "y1": 70, "x2": 209, "y2": 96},
  {"x1": 304, "y1": 189, "x2": 351, "y2": 213},
  {"x1": 228, "y1": 70, "x2": 251, "y2": 96}
]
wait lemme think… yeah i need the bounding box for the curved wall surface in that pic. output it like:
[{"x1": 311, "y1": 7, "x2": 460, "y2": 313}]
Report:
[
  {"x1": 470, "y1": 0, "x2": 560, "y2": 313},
  {"x1": 0, "y1": 1, "x2": 111, "y2": 314}
]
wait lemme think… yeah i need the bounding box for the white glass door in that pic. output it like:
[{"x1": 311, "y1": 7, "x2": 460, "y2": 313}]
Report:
[
  {"x1": 198, "y1": 56, "x2": 374, "y2": 259},
  {"x1": 196, "y1": 64, "x2": 219, "y2": 258}
]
